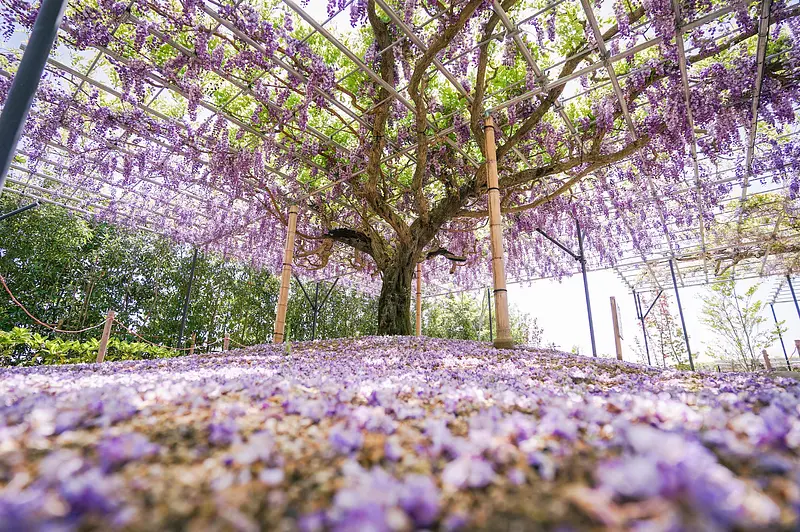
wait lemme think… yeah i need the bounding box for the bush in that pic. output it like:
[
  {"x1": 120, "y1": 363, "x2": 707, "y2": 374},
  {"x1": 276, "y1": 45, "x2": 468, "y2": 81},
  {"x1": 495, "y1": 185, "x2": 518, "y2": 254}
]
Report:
[{"x1": 0, "y1": 327, "x2": 177, "y2": 366}]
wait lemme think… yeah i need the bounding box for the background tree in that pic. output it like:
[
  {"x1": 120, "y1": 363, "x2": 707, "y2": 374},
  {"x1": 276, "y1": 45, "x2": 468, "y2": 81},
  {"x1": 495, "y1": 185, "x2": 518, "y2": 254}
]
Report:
[
  {"x1": 700, "y1": 277, "x2": 776, "y2": 371},
  {"x1": 633, "y1": 295, "x2": 690, "y2": 368},
  {"x1": 1, "y1": 196, "x2": 535, "y2": 346},
  {"x1": 418, "y1": 293, "x2": 543, "y2": 345}
]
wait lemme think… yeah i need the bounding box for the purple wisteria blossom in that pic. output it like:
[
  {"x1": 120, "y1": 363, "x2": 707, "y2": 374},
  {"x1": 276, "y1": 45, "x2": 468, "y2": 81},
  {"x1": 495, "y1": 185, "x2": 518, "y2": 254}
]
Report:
[{"x1": 0, "y1": 336, "x2": 797, "y2": 530}]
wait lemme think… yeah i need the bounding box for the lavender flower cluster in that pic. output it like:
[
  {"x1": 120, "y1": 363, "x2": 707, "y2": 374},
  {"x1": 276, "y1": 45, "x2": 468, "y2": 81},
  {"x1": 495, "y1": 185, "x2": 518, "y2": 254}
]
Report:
[{"x1": 0, "y1": 336, "x2": 798, "y2": 530}]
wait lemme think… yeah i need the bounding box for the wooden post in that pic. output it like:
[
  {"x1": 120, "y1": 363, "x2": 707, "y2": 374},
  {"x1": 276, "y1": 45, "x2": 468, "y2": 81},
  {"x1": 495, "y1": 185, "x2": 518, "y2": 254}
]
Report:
[
  {"x1": 484, "y1": 115, "x2": 513, "y2": 349},
  {"x1": 96, "y1": 309, "x2": 115, "y2": 363},
  {"x1": 610, "y1": 296, "x2": 623, "y2": 361},
  {"x1": 274, "y1": 205, "x2": 299, "y2": 343},
  {"x1": 189, "y1": 332, "x2": 196, "y2": 356},
  {"x1": 415, "y1": 263, "x2": 422, "y2": 336},
  {"x1": 762, "y1": 349, "x2": 773, "y2": 371},
  {"x1": 223, "y1": 333, "x2": 230, "y2": 351}
]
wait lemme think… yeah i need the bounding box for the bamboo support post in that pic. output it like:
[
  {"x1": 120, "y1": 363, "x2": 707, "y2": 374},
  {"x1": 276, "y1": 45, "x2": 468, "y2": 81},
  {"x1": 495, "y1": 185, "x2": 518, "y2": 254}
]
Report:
[
  {"x1": 415, "y1": 263, "x2": 422, "y2": 336},
  {"x1": 189, "y1": 332, "x2": 196, "y2": 356},
  {"x1": 610, "y1": 296, "x2": 623, "y2": 361},
  {"x1": 96, "y1": 309, "x2": 115, "y2": 363},
  {"x1": 762, "y1": 349, "x2": 773, "y2": 371},
  {"x1": 274, "y1": 205, "x2": 299, "y2": 343},
  {"x1": 483, "y1": 115, "x2": 514, "y2": 349},
  {"x1": 223, "y1": 333, "x2": 230, "y2": 351}
]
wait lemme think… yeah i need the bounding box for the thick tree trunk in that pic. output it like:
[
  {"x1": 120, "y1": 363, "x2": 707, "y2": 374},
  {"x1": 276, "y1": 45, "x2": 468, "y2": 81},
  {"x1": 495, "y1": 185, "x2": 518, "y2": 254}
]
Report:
[{"x1": 377, "y1": 252, "x2": 414, "y2": 335}]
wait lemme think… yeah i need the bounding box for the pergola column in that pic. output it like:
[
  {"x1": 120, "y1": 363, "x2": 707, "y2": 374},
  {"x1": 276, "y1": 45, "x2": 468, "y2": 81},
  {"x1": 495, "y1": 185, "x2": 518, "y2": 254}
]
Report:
[
  {"x1": 483, "y1": 115, "x2": 513, "y2": 349},
  {"x1": 415, "y1": 262, "x2": 422, "y2": 336},
  {"x1": 273, "y1": 205, "x2": 298, "y2": 343}
]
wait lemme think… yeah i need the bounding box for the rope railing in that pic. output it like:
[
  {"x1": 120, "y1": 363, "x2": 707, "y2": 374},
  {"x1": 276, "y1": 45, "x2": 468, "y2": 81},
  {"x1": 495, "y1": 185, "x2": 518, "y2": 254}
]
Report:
[
  {"x1": 0, "y1": 274, "x2": 105, "y2": 333},
  {"x1": 1, "y1": 272, "x2": 252, "y2": 361}
]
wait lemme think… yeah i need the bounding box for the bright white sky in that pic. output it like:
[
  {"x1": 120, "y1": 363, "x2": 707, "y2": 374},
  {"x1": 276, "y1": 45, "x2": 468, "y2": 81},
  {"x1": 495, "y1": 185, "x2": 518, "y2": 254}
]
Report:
[{"x1": 508, "y1": 271, "x2": 799, "y2": 367}]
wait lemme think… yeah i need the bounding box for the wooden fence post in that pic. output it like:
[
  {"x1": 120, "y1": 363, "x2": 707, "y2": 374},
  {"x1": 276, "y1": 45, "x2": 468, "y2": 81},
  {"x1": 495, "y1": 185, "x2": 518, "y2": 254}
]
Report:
[
  {"x1": 223, "y1": 333, "x2": 230, "y2": 351},
  {"x1": 416, "y1": 263, "x2": 422, "y2": 336},
  {"x1": 189, "y1": 332, "x2": 196, "y2": 356},
  {"x1": 274, "y1": 205, "x2": 299, "y2": 343},
  {"x1": 484, "y1": 115, "x2": 513, "y2": 349},
  {"x1": 96, "y1": 309, "x2": 115, "y2": 363},
  {"x1": 610, "y1": 296, "x2": 623, "y2": 361},
  {"x1": 762, "y1": 349, "x2": 773, "y2": 371}
]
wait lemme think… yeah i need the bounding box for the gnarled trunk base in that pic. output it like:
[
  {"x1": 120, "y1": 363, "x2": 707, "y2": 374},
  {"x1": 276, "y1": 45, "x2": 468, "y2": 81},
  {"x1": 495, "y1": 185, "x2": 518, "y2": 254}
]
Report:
[{"x1": 377, "y1": 258, "x2": 413, "y2": 336}]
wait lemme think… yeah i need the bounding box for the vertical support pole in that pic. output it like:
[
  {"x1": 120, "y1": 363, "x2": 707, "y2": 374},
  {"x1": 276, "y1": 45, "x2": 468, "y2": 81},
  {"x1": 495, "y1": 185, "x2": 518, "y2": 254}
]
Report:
[
  {"x1": 177, "y1": 248, "x2": 199, "y2": 348},
  {"x1": 487, "y1": 287, "x2": 493, "y2": 343},
  {"x1": 96, "y1": 309, "x2": 115, "y2": 363},
  {"x1": 635, "y1": 292, "x2": 651, "y2": 365},
  {"x1": 189, "y1": 332, "x2": 196, "y2": 356},
  {"x1": 415, "y1": 263, "x2": 422, "y2": 336},
  {"x1": 770, "y1": 303, "x2": 791, "y2": 370},
  {"x1": 311, "y1": 282, "x2": 320, "y2": 340},
  {"x1": 788, "y1": 275, "x2": 800, "y2": 323},
  {"x1": 576, "y1": 221, "x2": 597, "y2": 357},
  {"x1": 669, "y1": 260, "x2": 694, "y2": 371},
  {"x1": 762, "y1": 349, "x2": 773, "y2": 371},
  {"x1": 610, "y1": 296, "x2": 623, "y2": 361},
  {"x1": 223, "y1": 333, "x2": 230, "y2": 351},
  {"x1": 274, "y1": 205, "x2": 299, "y2": 343},
  {"x1": 0, "y1": 0, "x2": 68, "y2": 189},
  {"x1": 483, "y1": 115, "x2": 513, "y2": 348}
]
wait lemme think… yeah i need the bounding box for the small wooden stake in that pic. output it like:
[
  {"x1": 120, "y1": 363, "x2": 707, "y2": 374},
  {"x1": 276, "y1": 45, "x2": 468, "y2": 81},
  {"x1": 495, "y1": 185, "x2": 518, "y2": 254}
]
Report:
[
  {"x1": 610, "y1": 296, "x2": 623, "y2": 361},
  {"x1": 762, "y1": 349, "x2": 773, "y2": 371},
  {"x1": 273, "y1": 206, "x2": 298, "y2": 343},
  {"x1": 189, "y1": 332, "x2": 196, "y2": 356},
  {"x1": 484, "y1": 115, "x2": 513, "y2": 349},
  {"x1": 415, "y1": 262, "x2": 422, "y2": 336},
  {"x1": 96, "y1": 309, "x2": 115, "y2": 363},
  {"x1": 223, "y1": 333, "x2": 230, "y2": 351}
]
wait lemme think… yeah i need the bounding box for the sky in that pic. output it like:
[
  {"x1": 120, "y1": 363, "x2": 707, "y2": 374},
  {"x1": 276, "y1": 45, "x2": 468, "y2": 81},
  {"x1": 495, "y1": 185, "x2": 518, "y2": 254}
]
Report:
[{"x1": 504, "y1": 270, "x2": 799, "y2": 367}]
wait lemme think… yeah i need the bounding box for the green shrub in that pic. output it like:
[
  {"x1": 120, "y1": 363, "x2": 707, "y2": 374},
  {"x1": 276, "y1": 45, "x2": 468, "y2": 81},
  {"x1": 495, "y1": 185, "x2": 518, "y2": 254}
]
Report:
[{"x1": 0, "y1": 327, "x2": 177, "y2": 366}]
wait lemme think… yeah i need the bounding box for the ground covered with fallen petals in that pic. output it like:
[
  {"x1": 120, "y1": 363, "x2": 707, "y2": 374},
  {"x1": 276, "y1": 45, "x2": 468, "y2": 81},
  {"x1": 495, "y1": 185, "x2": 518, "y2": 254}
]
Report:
[{"x1": 1, "y1": 337, "x2": 799, "y2": 531}]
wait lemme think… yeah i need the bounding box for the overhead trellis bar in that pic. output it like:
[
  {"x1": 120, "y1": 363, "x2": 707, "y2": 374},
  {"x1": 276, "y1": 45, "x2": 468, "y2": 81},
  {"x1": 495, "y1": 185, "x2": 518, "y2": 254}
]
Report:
[{"x1": 0, "y1": 0, "x2": 799, "y2": 337}]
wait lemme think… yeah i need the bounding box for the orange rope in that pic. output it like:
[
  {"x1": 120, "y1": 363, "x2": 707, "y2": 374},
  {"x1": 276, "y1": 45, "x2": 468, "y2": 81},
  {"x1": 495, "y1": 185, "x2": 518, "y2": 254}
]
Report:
[
  {"x1": 0, "y1": 274, "x2": 105, "y2": 333},
  {"x1": 1, "y1": 273, "x2": 243, "y2": 352}
]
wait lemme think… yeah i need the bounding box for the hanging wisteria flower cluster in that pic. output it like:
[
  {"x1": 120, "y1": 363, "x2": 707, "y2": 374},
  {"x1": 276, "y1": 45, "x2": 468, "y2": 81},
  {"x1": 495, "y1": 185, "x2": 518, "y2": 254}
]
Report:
[{"x1": 1, "y1": 0, "x2": 800, "y2": 313}]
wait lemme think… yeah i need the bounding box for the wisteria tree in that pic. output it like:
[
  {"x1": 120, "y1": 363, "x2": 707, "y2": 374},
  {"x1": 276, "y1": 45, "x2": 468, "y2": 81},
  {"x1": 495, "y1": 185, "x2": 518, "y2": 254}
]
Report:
[{"x1": 2, "y1": 0, "x2": 800, "y2": 335}]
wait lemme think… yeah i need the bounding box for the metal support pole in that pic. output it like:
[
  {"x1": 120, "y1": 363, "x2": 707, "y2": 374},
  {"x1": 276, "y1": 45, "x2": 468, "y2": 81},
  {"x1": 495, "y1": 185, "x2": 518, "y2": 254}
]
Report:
[
  {"x1": 669, "y1": 260, "x2": 694, "y2": 371},
  {"x1": 576, "y1": 221, "x2": 597, "y2": 357},
  {"x1": 311, "y1": 282, "x2": 319, "y2": 340},
  {"x1": 0, "y1": 0, "x2": 68, "y2": 190},
  {"x1": 634, "y1": 292, "x2": 651, "y2": 366},
  {"x1": 770, "y1": 303, "x2": 791, "y2": 371},
  {"x1": 788, "y1": 275, "x2": 800, "y2": 323},
  {"x1": 0, "y1": 201, "x2": 39, "y2": 222},
  {"x1": 176, "y1": 248, "x2": 198, "y2": 347}
]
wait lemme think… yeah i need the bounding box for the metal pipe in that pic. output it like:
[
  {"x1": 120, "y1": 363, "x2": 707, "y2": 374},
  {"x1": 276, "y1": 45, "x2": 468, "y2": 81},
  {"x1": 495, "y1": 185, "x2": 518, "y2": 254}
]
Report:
[
  {"x1": 788, "y1": 275, "x2": 800, "y2": 323},
  {"x1": 0, "y1": 200, "x2": 39, "y2": 222},
  {"x1": 635, "y1": 291, "x2": 651, "y2": 366},
  {"x1": 311, "y1": 282, "x2": 319, "y2": 341},
  {"x1": 176, "y1": 248, "x2": 199, "y2": 347},
  {"x1": 0, "y1": 0, "x2": 68, "y2": 189},
  {"x1": 577, "y1": 221, "x2": 597, "y2": 357},
  {"x1": 669, "y1": 259, "x2": 694, "y2": 371},
  {"x1": 770, "y1": 303, "x2": 791, "y2": 371}
]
